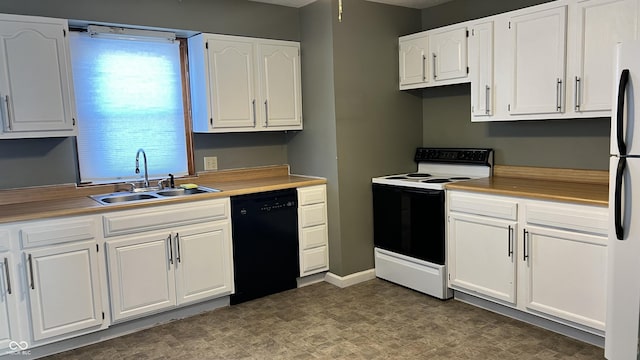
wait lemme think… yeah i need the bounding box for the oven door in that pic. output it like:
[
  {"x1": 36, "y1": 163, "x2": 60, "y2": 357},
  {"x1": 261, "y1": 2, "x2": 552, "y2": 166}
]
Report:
[{"x1": 372, "y1": 183, "x2": 445, "y2": 265}]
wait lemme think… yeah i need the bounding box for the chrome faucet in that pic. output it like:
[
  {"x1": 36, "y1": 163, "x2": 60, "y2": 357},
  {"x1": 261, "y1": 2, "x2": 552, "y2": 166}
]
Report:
[{"x1": 135, "y1": 148, "x2": 150, "y2": 188}]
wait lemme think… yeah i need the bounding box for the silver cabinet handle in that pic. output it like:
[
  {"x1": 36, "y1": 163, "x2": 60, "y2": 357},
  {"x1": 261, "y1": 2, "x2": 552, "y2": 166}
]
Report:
[
  {"x1": 485, "y1": 85, "x2": 491, "y2": 115},
  {"x1": 27, "y1": 254, "x2": 35, "y2": 290},
  {"x1": 432, "y1": 53, "x2": 437, "y2": 80},
  {"x1": 167, "y1": 234, "x2": 173, "y2": 265},
  {"x1": 507, "y1": 225, "x2": 513, "y2": 258},
  {"x1": 422, "y1": 55, "x2": 426, "y2": 81},
  {"x1": 556, "y1": 78, "x2": 563, "y2": 112},
  {"x1": 3, "y1": 95, "x2": 11, "y2": 131},
  {"x1": 252, "y1": 99, "x2": 257, "y2": 127},
  {"x1": 574, "y1": 76, "x2": 581, "y2": 111},
  {"x1": 174, "y1": 233, "x2": 181, "y2": 263},
  {"x1": 3, "y1": 257, "x2": 11, "y2": 295},
  {"x1": 264, "y1": 100, "x2": 269, "y2": 127}
]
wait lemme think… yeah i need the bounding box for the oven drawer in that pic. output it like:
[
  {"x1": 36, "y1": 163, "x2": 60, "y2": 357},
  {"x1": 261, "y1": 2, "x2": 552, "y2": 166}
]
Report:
[{"x1": 449, "y1": 192, "x2": 518, "y2": 220}]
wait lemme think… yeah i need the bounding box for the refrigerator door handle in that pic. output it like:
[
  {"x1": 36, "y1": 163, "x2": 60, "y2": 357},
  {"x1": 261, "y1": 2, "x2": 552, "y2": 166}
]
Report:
[
  {"x1": 617, "y1": 69, "x2": 630, "y2": 156},
  {"x1": 615, "y1": 156, "x2": 627, "y2": 240}
]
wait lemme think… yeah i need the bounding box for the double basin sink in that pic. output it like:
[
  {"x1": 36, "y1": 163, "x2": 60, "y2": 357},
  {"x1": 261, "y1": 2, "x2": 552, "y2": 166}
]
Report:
[{"x1": 90, "y1": 186, "x2": 221, "y2": 205}]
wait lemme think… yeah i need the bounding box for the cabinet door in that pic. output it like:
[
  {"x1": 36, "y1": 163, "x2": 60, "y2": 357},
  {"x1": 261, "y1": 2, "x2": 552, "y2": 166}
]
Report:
[
  {"x1": 106, "y1": 233, "x2": 176, "y2": 322},
  {"x1": 0, "y1": 18, "x2": 75, "y2": 133},
  {"x1": 509, "y1": 6, "x2": 567, "y2": 115},
  {"x1": 174, "y1": 222, "x2": 234, "y2": 306},
  {"x1": 448, "y1": 212, "x2": 517, "y2": 304},
  {"x1": 0, "y1": 253, "x2": 20, "y2": 353},
  {"x1": 523, "y1": 226, "x2": 606, "y2": 331},
  {"x1": 399, "y1": 36, "x2": 429, "y2": 88},
  {"x1": 207, "y1": 38, "x2": 256, "y2": 129},
  {"x1": 470, "y1": 22, "x2": 494, "y2": 118},
  {"x1": 257, "y1": 43, "x2": 302, "y2": 129},
  {"x1": 25, "y1": 241, "x2": 103, "y2": 341},
  {"x1": 430, "y1": 27, "x2": 468, "y2": 81},
  {"x1": 572, "y1": 0, "x2": 637, "y2": 113}
]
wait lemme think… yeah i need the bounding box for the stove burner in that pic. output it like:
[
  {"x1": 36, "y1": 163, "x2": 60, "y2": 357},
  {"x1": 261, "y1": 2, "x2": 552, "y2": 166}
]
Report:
[
  {"x1": 449, "y1": 177, "x2": 471, "y2": 180},
  {"x1": 406, "y1": 173, "x2": 432, "y2": 178},
  {"x1": 386, "y1": 176, "x2": 409, "y2": 180},
  {"x1": 423, "y1": 179, "x2": 451, "y2": 184}
]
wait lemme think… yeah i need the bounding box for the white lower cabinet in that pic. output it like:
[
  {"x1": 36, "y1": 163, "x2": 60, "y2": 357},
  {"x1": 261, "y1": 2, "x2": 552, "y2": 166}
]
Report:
[
  {"x1": 103, "y1": 199, "x2": 234, "y2": 323},
  {"x1": 0, "y1": 227, "x2": 21, "y2": 355},
  {"x1": 448, "y1": 213, "x2": 517, "y2": 304},
  {"x1": 25, "y1": 241, "x2": 103, "y2": 341},
  {"x1": 297, "y1": 185, "x2": 329, "y2": 277},
  {"x1": 447, "y1": 191, "x2": 608, "y2": 333}
]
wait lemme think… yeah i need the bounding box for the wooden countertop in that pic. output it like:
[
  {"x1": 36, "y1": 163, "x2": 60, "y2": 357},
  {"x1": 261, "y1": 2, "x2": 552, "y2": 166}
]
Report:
[
  {"x1": 445, "y1": 165, "x2": 609, "y2": 207},
  {"x1": 0, "y1": 165, "x2": 326, "y2": 224}
]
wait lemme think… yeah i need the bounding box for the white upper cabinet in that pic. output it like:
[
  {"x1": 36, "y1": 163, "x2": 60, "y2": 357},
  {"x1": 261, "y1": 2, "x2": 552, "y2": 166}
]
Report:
[
  {"x1": 569, "y1": 0, "x2": 637, "y2": 114},
  {"x1": 0, "y1": 14, "x2": 77, "y2": 138},
  {"x1": 189, "y1": 34, "x2": 302, "y2": 133},
  {"x1": 465, "y1": 0, "x2": 638, "y2": 121},
  {"x1": 399, "y1": 25, "x2": 469, "y2": 90},
  {"x1": 257, "y1": 42, "x2": 302, "y2": 129},
  {"x1": 198, "y1": 36, "x2": 256, "y2": 130},
  {"x1": 508, "y1": 6, "x2": 567, "y2": 116},
  {"x1": 469, "y1": 22, "x2": 494, "y2": 118},
  {"x1": 429, "y1": 26, "x2": 468, "y2": 82},
  {"x1": 399, "y1": 34, "x2": 429, "y2": 89}
]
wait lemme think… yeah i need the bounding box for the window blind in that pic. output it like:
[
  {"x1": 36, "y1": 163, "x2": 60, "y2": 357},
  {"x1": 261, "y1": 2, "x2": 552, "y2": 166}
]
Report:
[{"x1": 69, "y1": 32, "x2": 187, "y2": 184}]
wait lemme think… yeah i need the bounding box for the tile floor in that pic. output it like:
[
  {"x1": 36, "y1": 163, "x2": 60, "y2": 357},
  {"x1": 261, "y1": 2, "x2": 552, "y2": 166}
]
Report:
[{"x1": 43, "y1": 279, "x2": 605, "y2": 359}]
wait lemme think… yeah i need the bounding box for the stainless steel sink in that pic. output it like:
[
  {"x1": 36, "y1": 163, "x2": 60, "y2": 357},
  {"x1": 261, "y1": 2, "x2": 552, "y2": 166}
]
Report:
[
  {"x1": 98, "y1": 193, "x2": 159, "y2": 203},
  {"x1": 90, "y1": 186, "x2": 220, "y2": 205}
]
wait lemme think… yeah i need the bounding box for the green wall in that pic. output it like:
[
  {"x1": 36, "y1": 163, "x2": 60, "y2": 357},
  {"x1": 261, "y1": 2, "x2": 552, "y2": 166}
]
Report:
[
  {"x1": 289, "y1": 0, "x2": 421, "y2": 276},
  {"x1": 420, "y1": 0, "x2": 610, "y2": 170}
]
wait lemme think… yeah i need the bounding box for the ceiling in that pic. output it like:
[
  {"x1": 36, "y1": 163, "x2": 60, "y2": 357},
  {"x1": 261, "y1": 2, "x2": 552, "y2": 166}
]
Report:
[{"x1": 249, "y1": 0, "x2": 454, "y2": 9}]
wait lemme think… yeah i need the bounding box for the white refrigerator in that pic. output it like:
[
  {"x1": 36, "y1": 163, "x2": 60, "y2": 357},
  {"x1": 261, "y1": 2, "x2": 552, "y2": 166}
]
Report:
[{"x1": 607, "y1": 40, "x2": 640, "y2": 360}]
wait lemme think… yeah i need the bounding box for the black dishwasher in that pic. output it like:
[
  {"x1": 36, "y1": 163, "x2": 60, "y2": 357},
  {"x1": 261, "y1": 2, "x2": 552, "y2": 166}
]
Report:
[{"x1": 230, "y1": 189, "x2": 299, "y2": 305}]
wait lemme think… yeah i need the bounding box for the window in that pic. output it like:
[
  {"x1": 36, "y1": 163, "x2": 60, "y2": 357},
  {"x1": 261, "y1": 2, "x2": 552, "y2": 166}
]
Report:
[{"x1": 69, "y1": 31, "x2": 188, "y2": 184}]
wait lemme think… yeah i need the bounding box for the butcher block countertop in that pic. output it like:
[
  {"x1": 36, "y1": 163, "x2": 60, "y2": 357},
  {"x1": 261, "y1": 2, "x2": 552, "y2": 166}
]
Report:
[
  {"x1": 0, "y1": 165, "x2": 326, "y2": 224},
  {"x1": 445, "y1": 165, "x2": 609, "y2": 207}
]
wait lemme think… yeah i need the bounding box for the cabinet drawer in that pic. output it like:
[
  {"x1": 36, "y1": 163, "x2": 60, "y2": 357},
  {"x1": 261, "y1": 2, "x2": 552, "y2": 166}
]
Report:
[
  {"x1": 301, "y1": 246, "x2": 328, "y2": 274},
  {"x1": 297, "y1": 185, "x2": 326, "y2": 206},
  {"x1": 525, "y1": 201, "x2": 608, "y2": 235},
  {"x1": 299, "y1": 203, "x2": 327, "y2": 228},
  {"x1": 449, "y1": 192, "x2": 518, "y2": 220},
  {"x1": 103, "y1": 199, "x2": 229, "y2": 237},
  {"x1": 20, "y1": 217, "x2": 97, "y2": 248},
  {"x1": 301, "y1": 224, "x2": 327, "y2": 250}
]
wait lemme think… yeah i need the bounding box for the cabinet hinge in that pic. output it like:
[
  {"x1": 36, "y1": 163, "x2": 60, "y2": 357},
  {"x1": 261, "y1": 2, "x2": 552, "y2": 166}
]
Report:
[
  {"x1": 508, "y1": 104, "x2": 511, "y2": 111},
  {"x1": 466, "y1": 67, "x2": 469, "y2": 74},
  {"x1": 471, "y1": 29, "x2": 475, "y2": 36},
  {"x1": 209, "y1": 118, "x2": 213, "y2": 126},
  {"x1": 205, "y1": 41, "x2": 208, "y2": 49},
  {"x1": 508, "y1": 21, "x2": 511, "y2": 29},
  {"x1": 72, "y1": 118, "x2": 76, "y2": 126},
  {"x1": 102, "y1": 312, "x2": 105, "y2": 320},
  {"x1": 63, "y1": 29, "x2": 67, "y2": 37},
  {"x1": 448, "y1": 273, "x2": 451, "y2": 280},
  {"x1": 466, "y1": 30, "x2": 469, "y2": 37},
  {"x1": 96, "y1": 244, "x2": 99, "y2": 252}
]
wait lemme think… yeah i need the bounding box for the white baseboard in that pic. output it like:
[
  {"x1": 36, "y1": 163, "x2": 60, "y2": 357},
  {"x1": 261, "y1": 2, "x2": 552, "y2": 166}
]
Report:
[{"x1": 324, "y1": 269, "x2": 376, "y2": 288}]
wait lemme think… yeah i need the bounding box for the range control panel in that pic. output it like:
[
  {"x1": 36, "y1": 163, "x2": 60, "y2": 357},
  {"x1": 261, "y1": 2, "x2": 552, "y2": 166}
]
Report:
[{"x1": 414, "y1": 148, "x2": 493, "y2": 165}]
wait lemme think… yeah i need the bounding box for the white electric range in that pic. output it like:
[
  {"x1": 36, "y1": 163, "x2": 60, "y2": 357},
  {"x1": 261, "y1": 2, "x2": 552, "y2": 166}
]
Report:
[{"x1": 372, "y1": 148, "x2": 493, "y2": 299}]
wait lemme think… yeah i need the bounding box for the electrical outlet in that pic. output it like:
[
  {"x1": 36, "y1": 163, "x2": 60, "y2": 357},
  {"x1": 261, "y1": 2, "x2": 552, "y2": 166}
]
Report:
[{"x1": 204, "y1": 156, "x2": 218, "y2": 171}]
